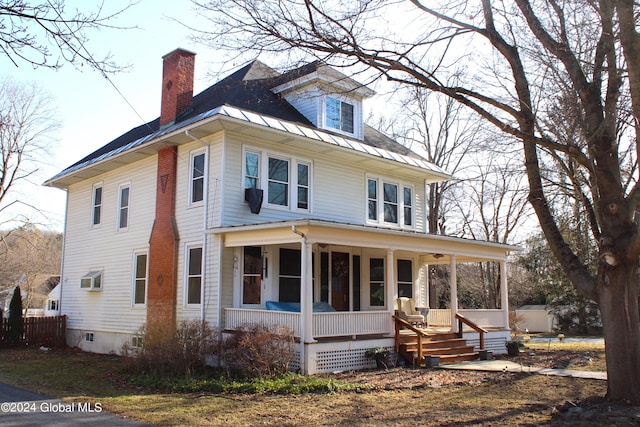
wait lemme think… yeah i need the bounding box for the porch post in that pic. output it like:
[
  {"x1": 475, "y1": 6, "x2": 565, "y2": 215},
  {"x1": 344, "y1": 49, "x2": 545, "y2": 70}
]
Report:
[
  {"x1": 500, "y1": 260, "x2": 510, "y2": 330},
  {"x1": 386, "y1": 249, "x2": 396, "y2": 320},
  {"x1": 301, "y1": 240, "x2": 315, "y2": 344},
  {"x1": 449, "y1": 255, "x2": 458, "y2": 333}
]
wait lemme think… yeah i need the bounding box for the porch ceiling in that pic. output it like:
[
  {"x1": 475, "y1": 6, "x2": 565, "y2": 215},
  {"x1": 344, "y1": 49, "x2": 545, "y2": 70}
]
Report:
[{"x1": 213, "y1": 219, "x2": 520, "y2": 262}]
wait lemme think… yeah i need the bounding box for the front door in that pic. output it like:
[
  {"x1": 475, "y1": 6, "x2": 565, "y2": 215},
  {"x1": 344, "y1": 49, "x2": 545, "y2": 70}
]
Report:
[{"x1": 331, "y1": 252, "x2": 350, "y2": 311}]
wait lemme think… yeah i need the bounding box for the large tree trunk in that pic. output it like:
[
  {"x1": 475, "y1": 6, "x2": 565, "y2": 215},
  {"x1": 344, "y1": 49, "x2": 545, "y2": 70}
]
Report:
[{"x1": 598, "y1": 264, "x2": 640, "y2": 402}]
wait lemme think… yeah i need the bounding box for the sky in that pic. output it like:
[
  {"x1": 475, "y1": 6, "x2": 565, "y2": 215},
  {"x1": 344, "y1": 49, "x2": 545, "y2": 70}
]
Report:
[{"x1": 2, "y1": 0, "x2": 223, "y2": 231}]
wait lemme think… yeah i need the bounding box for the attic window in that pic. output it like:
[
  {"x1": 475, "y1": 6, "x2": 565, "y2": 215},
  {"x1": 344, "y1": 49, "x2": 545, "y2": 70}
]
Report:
[
  {"x1": 81, "y1": 271, "x2": 102, "y2": 290},
  {"x1": 326, "y1": 97, "x2": 354, "y2": 134}
]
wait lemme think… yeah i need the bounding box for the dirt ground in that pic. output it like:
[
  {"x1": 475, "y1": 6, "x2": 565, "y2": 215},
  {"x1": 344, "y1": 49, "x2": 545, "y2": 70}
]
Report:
[
  {"x1": 328, "y1": 347, "x2": 600, "y2": 390},
  {"x1": 324, "y1": 349, "x2": 640, "y2": 425}
]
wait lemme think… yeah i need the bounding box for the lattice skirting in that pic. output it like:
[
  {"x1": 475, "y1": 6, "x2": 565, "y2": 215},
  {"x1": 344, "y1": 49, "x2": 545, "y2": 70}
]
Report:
[
  {"x1": 466, "y1": 336, "x2": 509, "y2": 355},
  {"x1": 314, "y1": 346, "x2": 395, "y2": 373}
]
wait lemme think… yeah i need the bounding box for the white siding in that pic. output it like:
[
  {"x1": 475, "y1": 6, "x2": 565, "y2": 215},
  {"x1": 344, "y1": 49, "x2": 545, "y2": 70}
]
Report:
[
  {"x1": 61, "y1": 156, "x2": 156, "y2": 339},
  {"x1": 282, "y1": 87, "x2": 321, "y2": 126},
  {"x1": 221, "y1": 132, "x2": 427, "y2": 231}
]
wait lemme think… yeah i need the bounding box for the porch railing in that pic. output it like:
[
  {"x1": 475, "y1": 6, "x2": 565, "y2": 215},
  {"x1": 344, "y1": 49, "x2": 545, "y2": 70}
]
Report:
[
  {"x1": 313, "y1": 311, "x2": 390, "y2": 337},
  {"x1": 224, "y1": 308, "x2": 391, "y2": 338},
  {"x1": 428, "y1": 309, "x2": 506, "y2": 329},
  {"x1": 225, "y1": 309, "x2": 301, "y2": 337}
]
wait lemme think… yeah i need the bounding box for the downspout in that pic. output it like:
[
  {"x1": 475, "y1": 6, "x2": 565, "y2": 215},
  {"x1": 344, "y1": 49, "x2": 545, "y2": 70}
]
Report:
[
  {"x1": 186, "y1": 130, "x2": 209, "y2": 323},
  {"x1": 58, "y1": 188, "x2": 69, "y2": 320}
]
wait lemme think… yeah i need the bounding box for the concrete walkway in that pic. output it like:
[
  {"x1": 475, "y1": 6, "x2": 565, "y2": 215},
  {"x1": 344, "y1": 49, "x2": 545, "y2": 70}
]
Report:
[{"x1": 439, "y1": 360, "x2": 607, "y2": 380}]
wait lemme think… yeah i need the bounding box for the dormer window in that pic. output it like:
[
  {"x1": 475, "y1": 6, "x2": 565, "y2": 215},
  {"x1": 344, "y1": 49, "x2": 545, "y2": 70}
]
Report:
[{"x1": 325, "y1": 97, "x2": 354, "y2": 134}]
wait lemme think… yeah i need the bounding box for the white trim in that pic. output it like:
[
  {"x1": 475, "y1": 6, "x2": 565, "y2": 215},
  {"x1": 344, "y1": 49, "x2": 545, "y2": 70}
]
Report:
[
  {"x1": 132, "y1": 249, "x2": 149, "y2": 307},
  {"x1": 184, "y1": 243, "x2": 204, "y2": 306},
  {"x1": 90, "y1": 182, "x2": 103, "y2": 229},
  {"x1": 323, "y1": 95, "x2": 360, "y2": 138},
  {"x1": 366, "y1": 175, "x2": 415, "y2": 230},
  {"x1": 188, "y1": 148, "x2": 206, "y2": 208},
  {"x1": 242, "y1": 145, "x2": 313, "y2": 214},
  {"x1": 116, "y1": 182, "x2": 131, "y2": 232}
]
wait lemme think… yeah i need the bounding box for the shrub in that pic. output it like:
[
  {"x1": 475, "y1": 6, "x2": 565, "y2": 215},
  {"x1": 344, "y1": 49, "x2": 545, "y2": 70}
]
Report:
[
  {"x1": 122, "y1": 320, "x2": 216, "y2": 378},
  {"x1": 217, "y1": 323, "x2": 295, "y2": 379},
  {"x1": 7, "y1": 286, "x2": 24, "y2": 346}
]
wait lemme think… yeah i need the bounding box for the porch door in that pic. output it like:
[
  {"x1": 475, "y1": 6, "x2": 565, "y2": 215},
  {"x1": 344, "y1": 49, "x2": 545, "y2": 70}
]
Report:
[{"x1": 331, "y1": 252, "x2": 350, "y2": 311}]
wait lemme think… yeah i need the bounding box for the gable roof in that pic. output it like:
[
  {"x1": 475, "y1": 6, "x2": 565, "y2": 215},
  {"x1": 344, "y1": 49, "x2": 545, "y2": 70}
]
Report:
[{"x1": 46, "y1": 60, "x2": 447, "y2": 187}]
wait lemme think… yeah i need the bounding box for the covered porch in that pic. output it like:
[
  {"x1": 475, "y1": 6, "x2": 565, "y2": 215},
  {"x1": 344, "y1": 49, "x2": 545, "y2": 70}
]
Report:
[{"x1": 215, "y1": 219, "x2": 517, "y2": 373}]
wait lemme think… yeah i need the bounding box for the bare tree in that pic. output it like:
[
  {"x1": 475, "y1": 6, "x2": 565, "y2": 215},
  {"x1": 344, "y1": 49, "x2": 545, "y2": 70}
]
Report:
[
  {"x1": 189, "y1": 0, "x2": 640, "y2": 401},
  {"x1": 0, "y1": 226, "x2": 62, "y2": 314},
  {"x1": 0, "y1": 77, "x2": 58, "y2": 228},
  {"x1": 0, "y1": 0, "x2": 133, "y2": 72},
  {"x1": 452, "y1": 154, "x2": 531, "y2": 309}
]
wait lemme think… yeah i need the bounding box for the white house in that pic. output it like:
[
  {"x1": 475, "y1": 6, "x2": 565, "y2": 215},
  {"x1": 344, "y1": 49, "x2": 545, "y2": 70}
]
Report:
[
  {"x1": 44, "y1": 284, "x2": 61, "y2": 317},
  {"x1": 45, "y1": 49, "x2": 518, "y2": 373}
]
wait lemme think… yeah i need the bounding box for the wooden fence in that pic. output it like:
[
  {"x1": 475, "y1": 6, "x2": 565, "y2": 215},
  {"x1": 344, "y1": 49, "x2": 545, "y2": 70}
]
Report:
[{"x1": 1, "y1": 315, "x2": 67, "y2": 348}]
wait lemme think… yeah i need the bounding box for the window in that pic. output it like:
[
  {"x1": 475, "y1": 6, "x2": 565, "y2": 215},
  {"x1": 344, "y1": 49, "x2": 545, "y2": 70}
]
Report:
[
  {"x1": 243, "y1": 246, "x2": 262, "y2": 305},
  {"x1": 80, "y1": 271, "x2": 102, "y2": 290},
  {"x1": 404, "y1": 187, "x2": 413, "y2": 226},
  {"x1": 369, "y1": 258, "x2": 385, "y2": 307},
  {"x1": 383, "y1": 183, "x2": 398, "y2": 223},
  {"x1": 397, "y1": 260, "x2": 413, "y2": 298},
  {"x1": 133, "y1": 252, "x2": 148, "y2": 305},
  {"x1": 131, "y1": 336, "x2": 144, "y2": 348},
  {"x1": 118, "y1": 184, "x2": 130, "y2": 230},
  {"x1": 268, "y1": 157, "x2": 289, "y2": 206},
  {"x1": 367, "y1": 179, "x2": 377, "y2": 221},
  {"x1": 186, "y1": 246, "x2": 203, "y2": 305},
  {"x1": 243, "y1": 147, "x2": 312, "y2": 212},
  {"x1": 366, "y1": 177, "x2": 414, "y2": 229},
  {"x1": 84, "y1": 332, "x2": 94, "y2": 342},
  {"x1": 326, "y1": 96, "x2": 354, "y2": 134},
  {"x1": 47, "y1": 300, "x2": 59, "y2": 311},
  {"x1": 190, "y1": 151, "x2": 205, "y2": 204},
  {"x1": 245, "y1": 151, "x2": 260, "y2": 189},
  {"x1": 297, "y1": 162, "x2": 310, "y2": 210},
  {"x1": 279, "y1": 248, "x2": 301, "y2": 302},
  {"x1": 91, "y1": 183, "x2": 102, "y2": 226}
]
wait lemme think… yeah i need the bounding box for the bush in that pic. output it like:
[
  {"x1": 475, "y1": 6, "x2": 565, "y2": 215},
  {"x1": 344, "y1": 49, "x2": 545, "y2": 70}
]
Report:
[
  {"x1": 122, "y1": 320, "x2": 216, "y2": 378},
  {"x1": 7, "y1": 286, "x2": 24, "y2": 346},
  {"x1": 217, "y1": 323, "x2": 295, "y2": 379}
]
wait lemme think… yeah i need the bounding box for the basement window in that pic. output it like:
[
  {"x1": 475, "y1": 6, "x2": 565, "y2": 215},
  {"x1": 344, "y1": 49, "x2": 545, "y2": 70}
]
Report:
[
  {"x1": 85, "y1": 332, "x2": 94, "y2": 342},
  {"x1": 131, "y1": 336, "x2": 144, "y2": 348},
  {"x1": 80, "y1": 271, "x2": 102, "y2": 290}
]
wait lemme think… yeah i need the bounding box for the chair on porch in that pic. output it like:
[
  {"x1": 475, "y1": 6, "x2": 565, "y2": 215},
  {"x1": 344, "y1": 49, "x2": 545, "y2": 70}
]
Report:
[{"x1": 395, "y1": 297, "x2": 427, "y2": 328}]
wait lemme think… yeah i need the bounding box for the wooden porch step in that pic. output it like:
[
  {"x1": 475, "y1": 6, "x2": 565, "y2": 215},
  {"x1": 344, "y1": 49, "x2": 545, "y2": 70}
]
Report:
[
  {"x1": 438, "y1": 352, "x2": 479, "y2": 364},
  {"x1": 400, "y1": 343, "x2": 475, "y2": 357},
  {"x1": 396, "y1": 332, "x2": 480, "y2": 367},
  {"x1": 401, "y1": 338, "x2": 469, "y2": 350}
]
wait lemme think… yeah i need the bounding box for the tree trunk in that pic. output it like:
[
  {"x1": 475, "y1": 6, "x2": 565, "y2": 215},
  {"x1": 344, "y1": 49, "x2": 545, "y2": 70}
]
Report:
[{"x1": 598, "y1": 264, "x2": 640, "y2": 402}]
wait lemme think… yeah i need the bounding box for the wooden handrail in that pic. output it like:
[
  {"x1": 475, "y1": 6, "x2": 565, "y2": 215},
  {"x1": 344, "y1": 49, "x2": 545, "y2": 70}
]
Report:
[
  {"x1": 393, "y1": 315, "x2": 431, "y2": 365},
  {"x1": 455, "y1": 313, "x2": 487, "y2": 350}
]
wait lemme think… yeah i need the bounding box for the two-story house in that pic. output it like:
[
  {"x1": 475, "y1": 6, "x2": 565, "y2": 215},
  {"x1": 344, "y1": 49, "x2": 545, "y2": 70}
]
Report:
[{"x1": 45, "y1": 49, "x2": 516, "y2": 373}]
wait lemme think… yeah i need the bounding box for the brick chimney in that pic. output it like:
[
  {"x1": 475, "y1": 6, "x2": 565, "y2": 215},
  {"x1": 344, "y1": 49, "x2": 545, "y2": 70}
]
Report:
[
  {"x1": 160, "y1": 48, "x2": 196, "y2": 127},
  {"x1": 146, "y1": 49, "x2": 195, "y2": 341}
]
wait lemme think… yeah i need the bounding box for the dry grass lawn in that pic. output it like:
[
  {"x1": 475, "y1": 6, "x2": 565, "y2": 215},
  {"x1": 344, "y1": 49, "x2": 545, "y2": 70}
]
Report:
[{"x1": 0, "y1": 344, "x2": 612, "y2": 426}]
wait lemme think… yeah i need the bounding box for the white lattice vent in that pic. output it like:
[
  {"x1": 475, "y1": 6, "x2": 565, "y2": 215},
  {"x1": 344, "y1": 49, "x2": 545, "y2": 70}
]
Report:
[
  {"x1": 315, "y1": 347, "x2": 394, "y2": 373},
  {"x1": 289, "y1": 351, "x2": 301, "y2": 372},
  {"x1": 467, "y1": 337, "x2": 508, "y2": 354}
]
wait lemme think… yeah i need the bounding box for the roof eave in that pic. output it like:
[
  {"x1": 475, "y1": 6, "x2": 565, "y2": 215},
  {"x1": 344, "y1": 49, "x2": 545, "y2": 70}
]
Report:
[{"x1": 44, "y1": 106, "x2": 451, "y2": 188}]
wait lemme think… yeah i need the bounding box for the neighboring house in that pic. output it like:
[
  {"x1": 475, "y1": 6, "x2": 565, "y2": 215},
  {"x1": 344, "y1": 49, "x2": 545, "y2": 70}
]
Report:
[
  {"x1": 515, "y1": 305, "x2": 557, "y2": 333},
  {"x1": 44, "y1": 284, "x2": 61, "y2": 317},
  {"x1": 45, "y1": 49, "x2": 518, "y2": 373}
]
